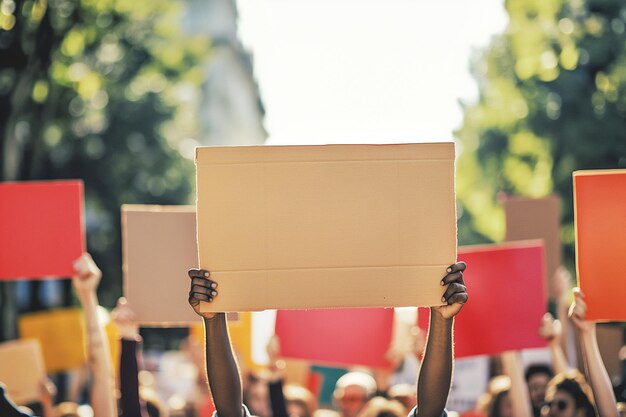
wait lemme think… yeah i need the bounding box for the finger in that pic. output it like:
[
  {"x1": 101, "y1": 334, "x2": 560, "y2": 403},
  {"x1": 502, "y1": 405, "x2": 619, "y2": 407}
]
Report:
[
  {"x1": 189, "y1": 292, "x2": 213, "y2": 303},
  {"x1": 575, "y1": 296, "x2": 587, "y2": 311},
  {"x1": 191, "y1": 284, "x2": 217, "y2": 298},
  {"x1": 188, "y1": 269, "x2": 210, "y2": 279},
  {"x1": 573, "y1": 287, "x2": 585, "y2": 298},
  {"x1": 442, "y1": 283, "x2": 466, "y2": 302},
  {"x1": 191, "y1": 277, "x2": 217, "y2": 289},
  {"x1": 447, "y1": 292, "x2": 468, "y2": 305},
  {"x1": 446, "y1": 262, "x2": 466, "y2": 274},
  {"x1": 441, "y1": 271, "x2": 464, "y2": 286}
]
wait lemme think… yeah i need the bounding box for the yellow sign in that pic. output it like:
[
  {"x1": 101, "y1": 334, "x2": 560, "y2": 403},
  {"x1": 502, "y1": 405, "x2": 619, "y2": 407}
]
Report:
[{"x1": 19, "y1": 307, "x2": 119, "y2": 374}]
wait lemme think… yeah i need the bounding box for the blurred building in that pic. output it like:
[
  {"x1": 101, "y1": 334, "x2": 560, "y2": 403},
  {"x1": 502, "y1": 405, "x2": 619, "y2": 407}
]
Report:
[{"x1": 183, "y1": 0, "x2": 267, "y2": 146}]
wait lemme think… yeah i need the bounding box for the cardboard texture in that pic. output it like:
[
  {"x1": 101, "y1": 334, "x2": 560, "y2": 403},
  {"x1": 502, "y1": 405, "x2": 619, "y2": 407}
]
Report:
[
  {"x1": 574, "y1": 170, "x2": 626, "y2": 321},
  {"x1": 195, "y1": 144, "x2": 457, "y2": 311},
  {"x1": 503, "y1": 195, "x2": 561, "y2": 299},
  {"x1": 418, "y1": 241, "x2": 547, "y2": 358},
  {"x1": 0, "y1": 339, "x2": 46, "y2": 405},
  {"x1": 19, "y1": 308, "x2": 86, "y2": 373},
  {"x1": 0, "y1": 180, "x2": 85, "y2": 279},
  {"x1": 122, "y1": 205, "x2": 201, "y2": 325},
  {"x1": 190, "y1": 312, "x2": 255, "y2": 370},
  {"x1": 274, "y1": 308, "x2": 394, "y2": 368}
]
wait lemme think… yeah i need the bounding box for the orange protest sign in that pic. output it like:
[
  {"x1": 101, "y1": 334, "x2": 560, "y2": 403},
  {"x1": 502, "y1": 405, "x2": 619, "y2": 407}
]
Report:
[
  {"x1": 0, "y1": 339, "x2": 46, "y2": 404},
  {"x1": 574, "y1": 170, "x2": 626, "y2": 321}
]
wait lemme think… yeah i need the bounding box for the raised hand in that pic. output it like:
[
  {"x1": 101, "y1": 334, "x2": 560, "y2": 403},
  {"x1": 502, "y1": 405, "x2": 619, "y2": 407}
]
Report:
[
  {"x1": 72, "y1": 253, "x2": 102, "y2": 302},
  {"x1": 569, "y1": 288, "x2": 595, "y2": 334},
  {"x1": 432, "y1": 262, "x2": 468, "y2": 320},
  {"x1": 188, "y1": 269, "x2": 219, "y2": 320}
]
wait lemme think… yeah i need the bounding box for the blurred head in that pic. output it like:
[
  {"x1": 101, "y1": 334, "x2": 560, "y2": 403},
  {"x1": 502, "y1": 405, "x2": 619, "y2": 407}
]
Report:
[
  {"x1": 479, "y1": 375, "x2": 512, "y2": 417},
  {"x1": 387, "y1": 384, "x2": 417, "y2": 413},
  {"x1": 356, "y1": 397, "x2": 405, "y2": 417},
  {"x1": 334, "y1": 372, "x2": 377, "y2": 417},
  {"x1": 542, "y1": 371, "x2": 594, "y2": 417},
  {"x1": 284, "y1": 384, "x2": 318, "y2": 417},
  {"x1": 525, "y1": 364, "x2": 554, "y2": 410},
  {"x1": 488, "y1": 390, "x2": 512, "y2": 417}
]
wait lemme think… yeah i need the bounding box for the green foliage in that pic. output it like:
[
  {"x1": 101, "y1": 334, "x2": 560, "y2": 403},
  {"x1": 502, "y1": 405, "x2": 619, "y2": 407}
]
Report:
[
  {"x1": 0, "y1": 0, "x2": 210, "y2": 306},
  {"x1": 456, "y1": 0, "x2": 626, "y2": 267}
]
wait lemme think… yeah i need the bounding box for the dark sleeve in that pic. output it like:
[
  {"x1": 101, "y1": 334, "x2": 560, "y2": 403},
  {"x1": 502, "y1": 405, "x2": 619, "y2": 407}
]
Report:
[
  {"x1": 119, "y1": 339, "x2": 148, "y2": 417},
  {"x1": 0, "y1": 386, "x2": 33, "y2": 417},
  {"x1": 268, "y1": 379, "x2": 289, "y2": 417}
]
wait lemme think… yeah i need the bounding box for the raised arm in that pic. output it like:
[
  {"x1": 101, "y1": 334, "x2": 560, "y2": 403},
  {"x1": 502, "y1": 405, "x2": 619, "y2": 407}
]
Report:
[
  {"x1": 72, "y1": 253, "x2": 117, "y2": 417},
  {"x1": 539, "y1": 313, "x2": 570, "y2": 374},
  {"x1": 501, "y1": 351, "x2": 533, "y2": 417},
  {"x1": 569, "y1": 288, "x2": 619, "y2": 417},
  {"x1": 112, "y1": 298, "x2": 148, "y2": 417},
  {"x1": 188, "y1": 269, "x2": 244, "y2": 417},
  {"x1": 415, "y1": 262, "x2": 468, "y2": 417}
]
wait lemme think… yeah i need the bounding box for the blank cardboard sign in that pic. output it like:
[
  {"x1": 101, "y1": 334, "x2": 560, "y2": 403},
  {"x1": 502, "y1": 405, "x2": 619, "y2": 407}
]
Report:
[
  {"x1": 418, "y1": 241, "x2": 547, "y2": 358},
  {"x1": 196, "y1": 143, "x2": 457, "y2": 312},
  {"x1": 0, "y1": 339, "x2": 45, "y2": 405},
  {"x1": 0, "y1": 180, "x2": 85, "y2": 279},
  {"x1": 574, "y1": 170, "x2": 626, "y2": 321},
  {"x1": 122, "y1": 205, "x2": 200, "y2": 325},
  {"x1": 503, "y1": 195, "x2": 561, "y2": 299}
]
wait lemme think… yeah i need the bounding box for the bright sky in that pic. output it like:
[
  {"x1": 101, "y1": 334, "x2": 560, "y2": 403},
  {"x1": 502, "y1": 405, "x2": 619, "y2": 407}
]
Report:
[
  {"x1": 236, "y1": 0, "x2": 508, "y2": 145},
  {"x1": 236, "y1": 0, "x2": 509, "y2": 363}
]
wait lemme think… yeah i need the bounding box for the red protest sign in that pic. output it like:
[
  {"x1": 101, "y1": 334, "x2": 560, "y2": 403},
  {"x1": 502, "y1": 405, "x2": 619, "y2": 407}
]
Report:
[
  {"x1": 0, "y1": 180, "x2": 85, "y2": 279},
  {"x1": 574, "y1": 170, "x2": 626, "y2": 321},
  {"x1": 275, "y1": 308, "x2": 394, "y2": 369},
  {"x1": 418, "y1": 241, "x2": 547, "y2": 358}
]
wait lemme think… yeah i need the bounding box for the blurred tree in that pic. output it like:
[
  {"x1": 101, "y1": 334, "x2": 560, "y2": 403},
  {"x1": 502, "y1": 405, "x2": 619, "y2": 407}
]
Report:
[
  {"x1": 456, "y1": 0, "x2": 626, "y2": 267},
  {"x1": 0, "y1": 0, "x2": 210, "y2": 338}
]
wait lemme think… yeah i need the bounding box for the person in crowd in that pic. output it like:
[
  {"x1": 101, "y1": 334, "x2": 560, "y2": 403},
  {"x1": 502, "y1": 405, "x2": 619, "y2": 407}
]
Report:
[
  {"x1": 356, "y1": 397, "x2": 406, "y2": 417},
  {"x1": 0, "y1": 253, "x2": 112, "y2": 417},
  {"x1": 265, "y1": 335, "x2": 317, "y2": 417},
  {"x1": 474, "y1": 375, "x2": 513, "y2": 417},
  {"x1": 72, "y1": 253, "x2": 118, "y2": 417},
  {"x1": 333, "y1": 372, "x2": 378, "y2": 417},
  {"x1": 187, "y1": 261, "x2": 468, "y2": 417},
  {"x1": 525, "y1": 365, "x2": 554, "y2": 417},
  {"x1": 568, "y1": 288, "x2": 619, "y2": 417},
  {"x1": 542, "y1": 370, "x2": 595, "y2": 417}
]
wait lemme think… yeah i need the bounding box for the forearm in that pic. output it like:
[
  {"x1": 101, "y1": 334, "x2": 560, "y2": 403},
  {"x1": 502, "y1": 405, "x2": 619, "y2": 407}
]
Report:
[
  {"x1": 548, "y1": 337, "x2": 570, "y2": 374},
  {"x1": 204, "y1": 314, "x2": 243, "y2": 417},
  {"x1": 501, "y1": 351, "x2": 532, "y2": 417},
  {"x1": 557, "y1": 301, "x2": 575, "y2": 367},
  {"x1": 80, "y1": 292, "x2": 117, "y2": 417},
  {"x1": 120, "y1": 339, "x2": 148, "y2": 417},
  {"x1": 580, "y1": 328, "x2": 619, "y2": 417},
  {"x1": 415, "y1": 311, "x2": 452, "y2": 417}
]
